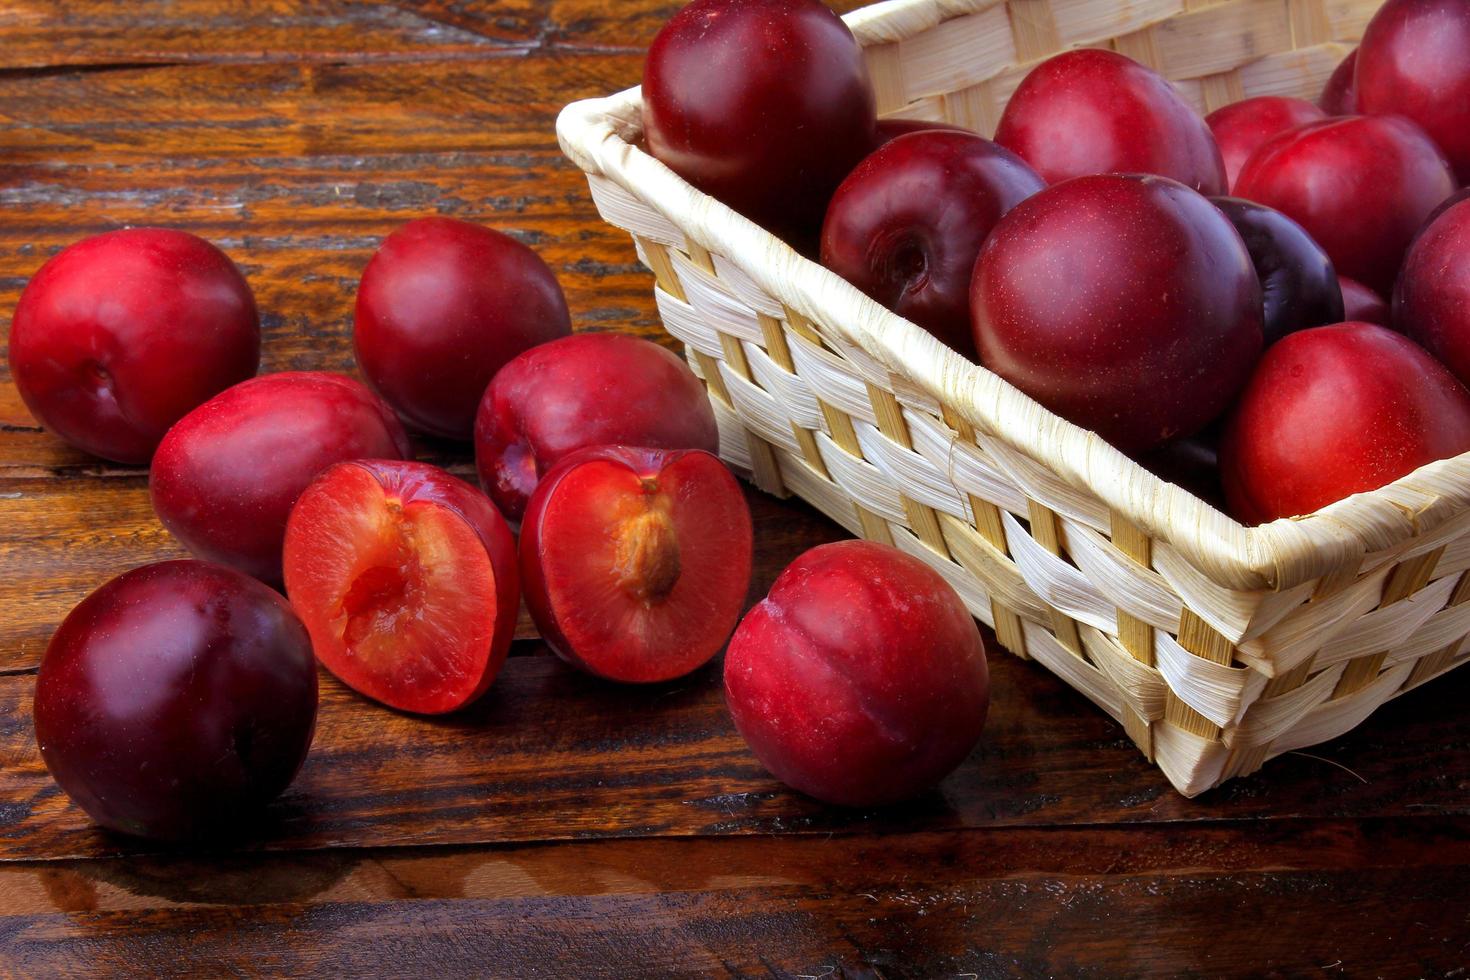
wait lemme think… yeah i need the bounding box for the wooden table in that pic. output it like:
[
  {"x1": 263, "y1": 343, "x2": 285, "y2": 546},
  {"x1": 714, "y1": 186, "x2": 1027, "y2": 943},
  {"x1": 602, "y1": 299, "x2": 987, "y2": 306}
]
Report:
[{"x1": 1, "y1": 4, "x2": 1467, "y2": 976}]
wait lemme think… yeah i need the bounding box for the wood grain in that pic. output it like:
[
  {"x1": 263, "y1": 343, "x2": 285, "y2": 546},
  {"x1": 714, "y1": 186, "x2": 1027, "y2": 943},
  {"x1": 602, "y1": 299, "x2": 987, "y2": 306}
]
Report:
[
  {"x1": 0, "y1": 57, "x2": 640, "y2": 163},
  {"x1": 0, "y1": 1, "x2": 617, "y2": 68},
  {"x1": 4, "y1": 637, "x2": 1468, "y2": 862},
  {"x1": 1, "y1": 2, "x2": 1467, "y2": 973},
  {"x1": 0, "y1": 57, "x2": 661, "y2": 476},
  {"x1": 0, "y1": 1, "x2": 875, "y2": 69},
  {"x1": 5, "y1": 817, "x2": 1468, "y2": 912},
  {"x1": 0, "y1": 479, "x2": 843, "y2": 673},
  {"x1": 2, "y1": 821, "x2": 1467, "y2": 976}
]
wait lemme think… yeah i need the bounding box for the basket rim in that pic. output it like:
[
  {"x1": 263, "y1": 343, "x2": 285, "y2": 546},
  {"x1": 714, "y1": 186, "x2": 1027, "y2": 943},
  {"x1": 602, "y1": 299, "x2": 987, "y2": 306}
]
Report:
[{"x1": 555, "y1": 0, "x2": 1470, "y2": 594}]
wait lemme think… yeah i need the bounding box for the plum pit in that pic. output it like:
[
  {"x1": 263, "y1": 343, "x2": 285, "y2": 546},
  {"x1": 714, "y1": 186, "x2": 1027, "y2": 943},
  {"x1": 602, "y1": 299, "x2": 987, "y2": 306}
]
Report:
[{"x1": 614, "y1": 493, "x2": 682, "y2": 602}]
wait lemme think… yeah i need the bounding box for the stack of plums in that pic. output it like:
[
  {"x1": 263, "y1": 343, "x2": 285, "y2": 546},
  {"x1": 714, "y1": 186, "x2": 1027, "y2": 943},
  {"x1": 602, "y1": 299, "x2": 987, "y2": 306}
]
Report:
[
  {"x1": 14, "y1": 226, "x2": 989, "y2": 835},
  {"x1": 643, "y1": 0, "x2": 1470, "y2": 525}
]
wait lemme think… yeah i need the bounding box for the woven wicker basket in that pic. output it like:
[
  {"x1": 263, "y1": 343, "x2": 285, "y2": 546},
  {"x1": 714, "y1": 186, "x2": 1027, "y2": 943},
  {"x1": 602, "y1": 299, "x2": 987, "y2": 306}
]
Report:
[{"x1": 556, "y1": 0, "x2": 1470, "y2": 796}]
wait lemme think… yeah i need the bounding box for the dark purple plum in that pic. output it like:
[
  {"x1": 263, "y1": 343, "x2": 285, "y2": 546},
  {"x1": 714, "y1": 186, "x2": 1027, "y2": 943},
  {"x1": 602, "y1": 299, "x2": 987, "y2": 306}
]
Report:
[
  {"x1": 33, "y1": 560, "x2": 318, "y2": 841},
  {"x1": 1211, "y1": 197, "x2": 1344, "y2": 345},
  {"x1": 821, "y1": 131, "x2": 1044, "y2": 354}
]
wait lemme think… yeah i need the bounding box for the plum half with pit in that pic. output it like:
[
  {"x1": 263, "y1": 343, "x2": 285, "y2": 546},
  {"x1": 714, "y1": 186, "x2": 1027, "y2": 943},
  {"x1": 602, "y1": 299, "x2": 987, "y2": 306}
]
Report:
[
  {"x1": 33, "y1": 560, "x2": 318, "y2": 841},
  {"x1": 519, "y1": 446, "x2": 753, "y2": 684},
  {"x1": 474, "y1": 333, "x2": 718, "y2": 521},
  {"x1": 283, "y1": 460, "x2": 518, "y2": 714}
]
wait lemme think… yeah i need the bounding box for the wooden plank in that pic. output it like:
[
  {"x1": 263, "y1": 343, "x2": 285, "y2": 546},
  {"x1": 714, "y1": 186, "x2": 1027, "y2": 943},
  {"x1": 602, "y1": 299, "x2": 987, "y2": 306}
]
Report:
[
  {"x1": 0, "y1": 476, "x2": 185, "y2": 670},
  {"x1": 0, "y1": 57, "x2": 643, "y2": 163},
  {"x1": 3, "y1": 640, "x2": 1468, "y2": 861},
  {"x1": 0, "y1": 478, "x2": 845, "y2": 673},
  {"x1": 0, "y1": 58, "x2": 663, "y2": 473},
  {"x1": 0, "y1": 2, "x2": 875, "y2": 69},
  {"x1": 4, "y1": 817, "x2": 1467, "y2": 907},
  {"x1": 0, "y1": 820, "x2": 1466, "y2": 975},
  {"x1": 394, "y1": 0, "x2": 874, "y2": 54},
  {"x1": 0, "y1": 1, "x2": 612, "y2": 69},
  {"x1": 0, "y1": 154, "x2": 657, "y2": 474}
]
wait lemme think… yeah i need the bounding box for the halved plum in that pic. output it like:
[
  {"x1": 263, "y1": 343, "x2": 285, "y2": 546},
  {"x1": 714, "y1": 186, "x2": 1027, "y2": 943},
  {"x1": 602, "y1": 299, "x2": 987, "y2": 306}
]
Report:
[
  {"x1": 519, "y1": 446, "x2": 753, "y2": 683},
  {"x1": 283, "y1": 460, "x2": 518, "y2": 714}
]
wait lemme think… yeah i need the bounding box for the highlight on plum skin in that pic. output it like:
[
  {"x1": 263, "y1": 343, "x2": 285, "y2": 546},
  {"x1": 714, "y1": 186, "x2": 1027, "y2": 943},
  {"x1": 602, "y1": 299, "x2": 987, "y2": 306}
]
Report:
[
  {"x1": 723, "y1": 539, "x2": 990, "y2": 808},
  {"x1": 150, "y1": 371, "x2": 414, "y2": 586},
  {"x1": 33, "y1": 559, "x2": 319, "y2": 842},
  {"x1": 1220, "y1": 321, "x2": 1470, "y2": 524},
  {"x1": 1204, "y1": 96, "x2": 1325, "y2": 193},
  {"x1": 1340, "y1": 276, "x2": 1390, "y2": 326},
  {"x1": 7, "y1": 227, "x2": 260, "y2": 464},
  {"x1": 994, "y1": 48, "x2": 1227, "y2": 195},
  {"x1": 820, "y1": 130, "x2": 1044, "y2": 356},
  {"x1": 354, "y1": 216, "x2": 572, "y2": 441},
  {"x1": 519, "y1": 445, "x2": 753, "y2": 685},
  {"x1": 474, "y1": 332, "x2": 719, "y2": 522},
  {"x1": 970, "y1": 173, "x2": 1263, "y2": 453},
  {"x1": 283, "y1": 459, "x2": 519, "y2": 715},
  {"x1": 641, "y1": 0, "x2": 877, "y2": 251},
  {"x1": 1234, "y1": 114, "x2": 1457, "y2": 296}
]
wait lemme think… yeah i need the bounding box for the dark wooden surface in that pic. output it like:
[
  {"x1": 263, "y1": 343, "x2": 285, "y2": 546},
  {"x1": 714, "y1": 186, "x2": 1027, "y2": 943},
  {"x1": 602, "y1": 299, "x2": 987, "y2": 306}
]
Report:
[{"x1": 0, "y1": 4, "x2": 1467, "y2": 977}]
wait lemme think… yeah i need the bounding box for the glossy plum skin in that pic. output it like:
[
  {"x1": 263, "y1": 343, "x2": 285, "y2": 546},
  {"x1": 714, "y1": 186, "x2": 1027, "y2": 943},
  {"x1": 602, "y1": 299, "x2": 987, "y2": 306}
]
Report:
[
  {"x1": 1395, "y1": 199, "x2": 1470, "y2": 385},
  {"x1": 971, "y1": 174, "x2": 1262, "y2": 453},
  {"x1": 1235, "y1": 115, "x2": 1457, "y2": 294},
  {"x1": 1220, "y1": 322, "x2": 1470, "y2": 523},
  {"x1": 1340, "y1": 276, "x2": 1390, "y2": 325},
  {"x1": 33, "y1": 560, "x2": 318, "y2": 840},
  {"x1": 354, "y1": 217, "x2": 571, "y2": 440},
  {"x1": 642, "y1": 0, "x2": 875, "y2": 251},
  {"x1": 994, "y1": 49, "x2": 1227, "y2": 195},
  {"x1": 8, "y1": 228, "x2": 259, "y2": 463},
  {"x1": 284, "y1": 460, "x2": 518, "y2": 714},
  {"x1": 820, "y1": 131, "x2": 1044, "y2": 354},
  {"x1": 1320, "y1": 48, "x2": 1359, "y2": 114},
  {"x1": 474, "y1": 333, "x2": 718, "y2": 521},
  {"x1": 872, "y1": 117, "x2": 975, "y2": 149},
  {"x1": 723, "y1": 540, "x2": 989, "y2": 807},
  {"x1": 1211, "y1": 197, "x2": 1343, "y2": 346},
  {"x1": 1205, "y1": 96, "x2": 1326, "y2": 192},
  {"x1": 520, "y1": 446, "x2": 753, "y2": 684},
  {"x1": 1421, "y1": 187, "x2": 1470, "y2": 234},
  {"x1": 1357, "y1": 0, "x2": 1470, "y2": 184},
  {"x1": 151, "y1": 372, "x2": 413, "y2": 584}
]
